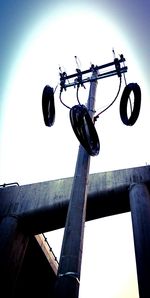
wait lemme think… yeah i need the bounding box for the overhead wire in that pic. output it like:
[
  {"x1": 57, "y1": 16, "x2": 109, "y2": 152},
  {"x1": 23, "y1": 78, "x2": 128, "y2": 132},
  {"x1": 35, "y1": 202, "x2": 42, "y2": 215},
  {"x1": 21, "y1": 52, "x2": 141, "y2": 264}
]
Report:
[
  {"x1": 123, "y1": 71, "x2": 133, "y2": 114},
  {"x1": 54, "y1": 83, "x2": 59, "y2": 94},
  {"x1": 76, "y1": 85, "x2": 81, "y2": 105},
  {"x1": 58, "y1": 59, "x2": 127, "y2": 121},
  {"x1": 76, "y1": 85, "x2": 82, "y2": 105},
  {"x1": 94, "y1": 76, "x2": 122, "y2": 121},
  {"x1": 59, "y1": 90, "x2": 71, "y2": 109},
  {"x1": 59, "y1": 82, "x2": 84, "y2": 109},
  {"x1": 121, "y1": 56, "x2": 133, "y2": 114}
]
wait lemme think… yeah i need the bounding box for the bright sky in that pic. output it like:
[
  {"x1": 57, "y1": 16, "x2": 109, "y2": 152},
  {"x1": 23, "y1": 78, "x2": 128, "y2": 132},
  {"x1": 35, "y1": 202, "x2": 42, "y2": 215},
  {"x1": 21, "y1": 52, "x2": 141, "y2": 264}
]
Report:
[{"x1": 0, "y1": 1, "x2": 150, "y2": 297}]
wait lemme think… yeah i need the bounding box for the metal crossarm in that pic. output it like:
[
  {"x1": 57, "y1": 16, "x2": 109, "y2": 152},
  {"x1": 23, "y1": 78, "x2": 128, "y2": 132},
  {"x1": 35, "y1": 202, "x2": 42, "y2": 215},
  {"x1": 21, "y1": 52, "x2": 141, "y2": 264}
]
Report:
[{"x1": 60, "y1": 56, "x2": 127, "y2": 90}]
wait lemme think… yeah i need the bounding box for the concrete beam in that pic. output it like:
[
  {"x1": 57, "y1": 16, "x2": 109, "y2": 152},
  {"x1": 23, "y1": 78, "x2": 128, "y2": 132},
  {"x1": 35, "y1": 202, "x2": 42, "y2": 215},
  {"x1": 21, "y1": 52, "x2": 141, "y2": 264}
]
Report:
[{"x1": 0, "y1": 166, "x2": 150, "y2": 234}]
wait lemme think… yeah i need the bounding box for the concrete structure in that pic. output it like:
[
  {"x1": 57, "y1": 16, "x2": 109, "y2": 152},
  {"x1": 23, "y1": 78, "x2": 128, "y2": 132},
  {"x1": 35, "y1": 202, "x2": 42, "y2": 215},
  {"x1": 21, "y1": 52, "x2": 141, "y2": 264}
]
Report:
[
  {"x1": 0, "y1": 165, "x2": 150, "y2": 297},
  {"x1": 14, "y1": 234, "x2": 58, "y2": 298}
]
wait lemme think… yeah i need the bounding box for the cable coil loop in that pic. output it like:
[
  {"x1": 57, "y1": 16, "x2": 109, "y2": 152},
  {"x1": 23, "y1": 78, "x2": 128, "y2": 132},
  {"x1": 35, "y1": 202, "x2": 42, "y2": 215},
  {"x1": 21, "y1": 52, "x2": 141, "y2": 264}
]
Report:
[
  {"x1": 120, "y1": 83, "x2": 141, "y2": 126},
  {"x1": 42, "y1": 85, "x2": 55, "y2": 127},
  {"x1": 70, "y1": 105, "x2": 100, "y2": 156}
]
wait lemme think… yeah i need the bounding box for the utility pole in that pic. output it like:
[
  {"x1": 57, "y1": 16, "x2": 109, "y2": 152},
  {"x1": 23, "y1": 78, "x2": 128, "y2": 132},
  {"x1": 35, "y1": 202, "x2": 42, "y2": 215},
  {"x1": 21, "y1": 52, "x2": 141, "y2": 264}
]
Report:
[
  {"x1": 54, "y1": 70, "x2": 98, "y2": 298},
  {"x1": 41, "y1": 54, "x2": 130, "y2": 298}
]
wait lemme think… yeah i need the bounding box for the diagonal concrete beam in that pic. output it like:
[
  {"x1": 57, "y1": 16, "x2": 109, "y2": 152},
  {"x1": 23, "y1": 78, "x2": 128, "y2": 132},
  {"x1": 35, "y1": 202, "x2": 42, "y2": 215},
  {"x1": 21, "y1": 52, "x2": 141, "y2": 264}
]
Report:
[{"x1": 0, "y1": 166, "x2": 150, "y2": 234}]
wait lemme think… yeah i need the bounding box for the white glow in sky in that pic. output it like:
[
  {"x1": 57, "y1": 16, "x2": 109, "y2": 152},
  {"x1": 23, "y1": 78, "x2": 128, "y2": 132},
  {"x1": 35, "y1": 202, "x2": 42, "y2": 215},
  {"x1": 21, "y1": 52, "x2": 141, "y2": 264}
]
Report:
[
  {"x1": 1, "y1": 2, "x2": 149, "y2": 297},
  {"x1": 1, "y1": 4, "x2": 149, "y2": 184}
]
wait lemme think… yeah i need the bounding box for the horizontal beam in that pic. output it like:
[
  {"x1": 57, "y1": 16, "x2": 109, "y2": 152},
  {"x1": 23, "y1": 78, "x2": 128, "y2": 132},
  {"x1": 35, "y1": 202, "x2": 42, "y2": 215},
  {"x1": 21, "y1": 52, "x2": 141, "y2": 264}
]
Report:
[
  {"x1": 61, "y1": 56, "x2": 126, "y2": 80},
  {"x1": 0, "y1": 166, "x2": 150, "y2": 234},
  {"x1": 64, "y1": 67, "x2": 127, "y2": 88}
]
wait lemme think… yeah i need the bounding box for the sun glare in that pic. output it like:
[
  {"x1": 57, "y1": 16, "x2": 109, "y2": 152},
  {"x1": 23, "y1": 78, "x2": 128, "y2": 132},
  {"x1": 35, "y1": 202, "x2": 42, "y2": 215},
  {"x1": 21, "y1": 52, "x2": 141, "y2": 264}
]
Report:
[{"x1": 1, "y1": 3, "x2": 148, "y2": 184}]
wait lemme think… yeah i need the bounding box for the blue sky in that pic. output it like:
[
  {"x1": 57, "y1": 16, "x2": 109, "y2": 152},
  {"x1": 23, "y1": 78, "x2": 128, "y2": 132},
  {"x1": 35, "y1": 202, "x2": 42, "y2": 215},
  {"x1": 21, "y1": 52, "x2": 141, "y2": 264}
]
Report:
[
  {"x1": 0, "y1": 1, "x2": 150, "y2": 297},
  {"x1": 0, "y1": 0, "x2": 149, "y2": 100},
  {"x1": 0, "y1": 0, "x2": 149, "y2": 183}
]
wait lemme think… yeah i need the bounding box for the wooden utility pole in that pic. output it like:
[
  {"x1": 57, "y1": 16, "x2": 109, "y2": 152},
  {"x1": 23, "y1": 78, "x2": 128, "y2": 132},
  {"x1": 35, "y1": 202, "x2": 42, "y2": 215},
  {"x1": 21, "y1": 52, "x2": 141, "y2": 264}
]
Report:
[{"x1": 54, "y1": 70, "x2": 98, "y2": 298}]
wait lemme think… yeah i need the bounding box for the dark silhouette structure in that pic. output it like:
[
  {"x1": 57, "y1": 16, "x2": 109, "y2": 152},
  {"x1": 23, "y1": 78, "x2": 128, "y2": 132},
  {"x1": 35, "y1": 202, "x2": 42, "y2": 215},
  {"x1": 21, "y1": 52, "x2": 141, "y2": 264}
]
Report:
[{"x1": 0, "y1": 165, "x2": 150, "y2": 297}]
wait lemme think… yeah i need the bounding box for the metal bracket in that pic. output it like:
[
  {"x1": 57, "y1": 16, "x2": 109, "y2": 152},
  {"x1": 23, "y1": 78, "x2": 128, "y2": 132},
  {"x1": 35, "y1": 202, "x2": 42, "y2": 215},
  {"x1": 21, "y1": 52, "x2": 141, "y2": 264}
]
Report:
[
  {"x1": 60, "y1": 55, "x2": 127, "y2": 90},
  {"x1": 58, "y1": 272, "x2": 80, "y2": 284}
]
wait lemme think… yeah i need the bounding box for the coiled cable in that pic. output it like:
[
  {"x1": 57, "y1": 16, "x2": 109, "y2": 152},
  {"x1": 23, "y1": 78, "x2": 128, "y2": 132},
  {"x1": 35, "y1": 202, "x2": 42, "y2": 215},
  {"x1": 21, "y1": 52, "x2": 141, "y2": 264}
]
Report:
[
  {"x1": 42, "y1": 85, "x2": 55, "y2": 127},
  {"x1": 70, "y1": 105, "x2": 100, "y2": 156},
  {"x1": 119, "y1": 83, "x2": 141, "y2": 126}
]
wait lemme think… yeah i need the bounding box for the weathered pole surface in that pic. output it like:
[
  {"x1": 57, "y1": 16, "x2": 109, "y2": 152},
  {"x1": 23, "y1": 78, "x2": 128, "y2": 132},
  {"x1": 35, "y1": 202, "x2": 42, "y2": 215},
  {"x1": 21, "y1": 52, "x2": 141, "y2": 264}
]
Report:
[
  {"x1": 129, "y1": 183, "x2": 150, "y2": 298},
  {"x1": 54, "y1": 71, "x2": 98, "y2": 298}
]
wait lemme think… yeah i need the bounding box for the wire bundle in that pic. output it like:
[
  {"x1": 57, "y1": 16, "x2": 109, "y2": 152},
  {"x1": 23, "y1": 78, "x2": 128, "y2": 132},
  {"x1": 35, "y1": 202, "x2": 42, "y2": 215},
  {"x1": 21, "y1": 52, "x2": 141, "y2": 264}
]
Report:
[
  {"x1": 70, "y1": 105, "x2": 100, "y2": 156},
  {"x1": 42, "y1": 85, "x2": 55, "y2": 127},
  {"x1": 41, "y1": 57, "x2": 141, "y2": 158},
  {"x1": 119, "y1": 83, "x2": 141, "y2": 126}
]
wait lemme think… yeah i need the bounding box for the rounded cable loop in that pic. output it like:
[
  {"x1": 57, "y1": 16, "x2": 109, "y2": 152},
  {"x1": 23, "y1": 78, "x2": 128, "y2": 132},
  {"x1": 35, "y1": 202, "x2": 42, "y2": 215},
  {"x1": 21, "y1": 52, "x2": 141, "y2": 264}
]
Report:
[
  {"x1": 42, "y1": 85, "x2": 55, "y2": 127},
  {"x1": 70, "y1": 105, "x2": 100, "y2": 156},
  {"x1": 120, "y1": 82, "x2": 141, "y2": 126}
]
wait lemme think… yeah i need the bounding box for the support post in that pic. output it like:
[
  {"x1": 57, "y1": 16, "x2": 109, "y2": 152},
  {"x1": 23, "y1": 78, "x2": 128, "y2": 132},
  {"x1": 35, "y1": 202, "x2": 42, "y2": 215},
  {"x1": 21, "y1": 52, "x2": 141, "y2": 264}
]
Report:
[
  {"x1": 0, "y1": 216, "x2": 29, "y2": 297},
  {"x1": 54, "y1": 71, "x2": 98, "y2": 298},
  {"x1": 129, "y1": 183, "x2": 150, "y2": 298}
]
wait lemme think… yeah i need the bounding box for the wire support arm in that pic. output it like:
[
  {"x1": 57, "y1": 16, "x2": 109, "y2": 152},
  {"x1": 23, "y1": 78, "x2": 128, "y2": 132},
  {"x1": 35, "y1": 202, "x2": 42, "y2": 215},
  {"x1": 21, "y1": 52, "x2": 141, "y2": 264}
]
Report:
[
  {"x1": 64, "y1": 56, "x2": 126, "y2": 81},
  {"x1": 64, "y1": 66, "x2": 127, "y2": 89},
  {"x1": 59, "y1": 56, "x2": 127, "y2": 91}
]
